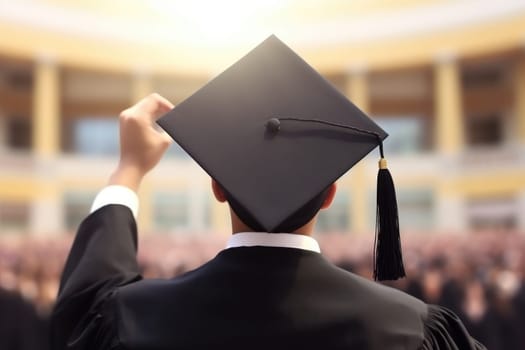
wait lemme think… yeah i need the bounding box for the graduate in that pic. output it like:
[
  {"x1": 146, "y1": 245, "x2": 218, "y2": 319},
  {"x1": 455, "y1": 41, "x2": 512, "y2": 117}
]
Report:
[{"x1": 51, "y1": 36, "x2": 485, "y2": 349}]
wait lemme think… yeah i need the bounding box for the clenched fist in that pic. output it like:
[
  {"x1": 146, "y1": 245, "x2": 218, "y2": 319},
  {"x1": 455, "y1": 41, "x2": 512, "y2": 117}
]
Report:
[{"x1": 109, "y1": 93, "x2": 174, "y2": 191}]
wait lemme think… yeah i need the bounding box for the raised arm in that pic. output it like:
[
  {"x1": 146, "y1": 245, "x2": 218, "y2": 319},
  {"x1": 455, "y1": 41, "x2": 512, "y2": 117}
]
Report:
[
  {"x1": 108, "y1": 93, "x2": 174, "y2": 192},
  {"x1": 50, "y1": 94, "x2": 174, "y2": 350}
]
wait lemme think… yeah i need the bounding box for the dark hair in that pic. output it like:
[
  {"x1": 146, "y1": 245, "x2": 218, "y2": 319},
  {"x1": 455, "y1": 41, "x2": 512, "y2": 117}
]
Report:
[{"x1": 226, "y1": 187, "x2": 330, "y2": 233}]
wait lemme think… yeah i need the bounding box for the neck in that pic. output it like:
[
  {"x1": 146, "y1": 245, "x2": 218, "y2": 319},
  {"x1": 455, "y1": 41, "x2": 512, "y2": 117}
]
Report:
[{"x1": 230, "y1": 208, "x2": 316, "y2": 236}]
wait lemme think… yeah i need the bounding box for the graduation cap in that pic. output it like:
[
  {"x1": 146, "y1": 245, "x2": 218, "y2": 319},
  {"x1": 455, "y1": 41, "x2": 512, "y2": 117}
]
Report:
[{"x1": 157, "y1": 35, "x2": 405, "y2": 281}]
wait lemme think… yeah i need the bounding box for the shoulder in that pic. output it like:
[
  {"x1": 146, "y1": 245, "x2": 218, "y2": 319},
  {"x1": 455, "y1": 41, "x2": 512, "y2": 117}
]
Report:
[
  {"x1": 338, "y1": 269, "x2": 428, "y2": 335},
  {"x1": 300, "y1": 259, "x2": 427, "y2": 348},
  {"x1": 322, "y1": 261, "x2": 428, "y2": 319},
  {"x1": 113, "y1": 257, "x2": 220, "y2": 317},
  {"x1": 106, "y1": 263, "x2": 225, "y2": 349},
  {"x1": 338, "y1": 271, "x2": 486, "y2": 349},
  {"x1": 324, "y1": 266, "x2": 487, "y2": 349}
]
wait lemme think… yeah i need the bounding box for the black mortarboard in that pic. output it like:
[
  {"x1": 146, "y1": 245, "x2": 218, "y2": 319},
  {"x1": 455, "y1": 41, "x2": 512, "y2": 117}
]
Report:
[{"x1": 157, "y1": 35, "x2": 405, "y2": 281}]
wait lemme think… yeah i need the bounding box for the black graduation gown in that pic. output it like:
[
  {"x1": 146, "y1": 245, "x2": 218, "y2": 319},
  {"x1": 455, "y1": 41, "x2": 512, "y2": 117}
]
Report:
[
  {"x1": 0, "y1": 287, "x2": 41, "y2": 350},
  {"x1": 50, "y1": 205, "x2": 486, "y2": 350}
]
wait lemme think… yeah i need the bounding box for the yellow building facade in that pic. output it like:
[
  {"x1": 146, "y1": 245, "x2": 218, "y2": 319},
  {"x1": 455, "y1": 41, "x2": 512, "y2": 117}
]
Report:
[{"x1": 0, "y1": 1, "x2": 524, "y2": 236}]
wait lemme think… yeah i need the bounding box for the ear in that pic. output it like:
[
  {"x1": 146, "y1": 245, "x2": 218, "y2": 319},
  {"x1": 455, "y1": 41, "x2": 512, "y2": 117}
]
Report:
[
  {"x1": 211, "y1": 179, "x2": 227, "y2": 202},
  {"x1": 320, "y1": 183, "x2": 337, "y2": 209}
]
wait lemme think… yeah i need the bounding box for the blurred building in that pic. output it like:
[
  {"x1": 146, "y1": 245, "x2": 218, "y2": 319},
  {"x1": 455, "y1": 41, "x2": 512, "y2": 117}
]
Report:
[{"x1": 0, "y1": 0, "x2": 525, "y2": 236}]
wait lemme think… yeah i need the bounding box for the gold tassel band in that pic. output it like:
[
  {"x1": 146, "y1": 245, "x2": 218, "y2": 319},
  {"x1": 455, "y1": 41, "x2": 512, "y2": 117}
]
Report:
[{"x1": 379, "y1": 158, "x2": 388, "y2": 169}]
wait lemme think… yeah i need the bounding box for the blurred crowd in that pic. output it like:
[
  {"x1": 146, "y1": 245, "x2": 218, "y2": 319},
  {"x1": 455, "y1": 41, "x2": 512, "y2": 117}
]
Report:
[{"x1": 0, "y1": 231, "x2": 524, "y2": 349}]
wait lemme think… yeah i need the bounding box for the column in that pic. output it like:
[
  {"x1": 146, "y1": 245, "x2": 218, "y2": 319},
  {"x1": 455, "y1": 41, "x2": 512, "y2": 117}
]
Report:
[
  {"x1": 434, "y1": 54, "x2": 466, "y2": 232},
  {"x1": 131, "y1": 71, "x2": 154, "y2": 230},
  {"x1": 32, "y1": 57, "x2": 60, "y2": 158},
  {"x1": 0, "y1": 116, "x2": 7, "y2": 151},
  {"x1": 515, "y1": 56, "x2": 525, "y2": 145},
  {"x1": 434, "y1": 185, "x2": 466, "y2": 233},
  {"x1": 137, "y1": 183, "x2": 153, "y2": 234},
  {"x1": 211, "y1": 200, "x2": 231, "y2": 234},
  {"x1": 434, "y1": 55, "x2": 464, "y2": 156},
  {"x1": 188, "y1": 175, "x2": 208, "y2": 232},
  {"x1": 345, "y1": 67, "x2": 370, "y2": 234},
  {"x1": 30, "y1": 57, "x2": 62, "y2": 235},
  {"x1": 131, "y1": 70, "x2": 153, "y2": 104}
]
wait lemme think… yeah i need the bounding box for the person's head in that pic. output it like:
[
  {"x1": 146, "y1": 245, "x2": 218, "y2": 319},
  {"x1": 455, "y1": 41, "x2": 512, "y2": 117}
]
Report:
[
  {"x1": 211, "y1": 179, "x2": 336, "y2": 235},
  {"x1": 158, "y1": 36, "x2": 404, "y2": 280}
]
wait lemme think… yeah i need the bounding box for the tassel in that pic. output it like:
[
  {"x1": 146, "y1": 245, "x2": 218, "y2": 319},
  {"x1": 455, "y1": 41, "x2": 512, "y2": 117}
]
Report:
[{"x1": 373, "y1": 153, "x2": 406, "y2": 281}]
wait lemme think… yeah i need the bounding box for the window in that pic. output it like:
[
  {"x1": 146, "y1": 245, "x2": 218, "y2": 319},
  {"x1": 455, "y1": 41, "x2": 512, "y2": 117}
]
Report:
[
  {"x1": 64, "y1": 192, "x2": 95, "y2": 230},
  {"x1": 153, "y1": 191, "x2": 189, "y2": 231},
  {"x1": 0, "y1": 201, "x2": 29, "y2": 232},
  {"x1": 4, "y1": 68, "x2": 33, "y2": 91},
  {"x1": 395, "y1": 188, "x2": 434, "y2": 230},
  {"x1": 316, "y1": 192, "x2": 350, "y2": 233},
  {"x1": 6, "y1": 117, "x2": 32, "y2": 150},
  {"x1": 462, "y1": 64, "x2": 506, "y2": 89},
  {"x1": 466, "y1": 197, "x2": 517, "y2": 231},
  {"x1": 374, "y1": 117, "x2": 427, "y2": 155},
  {"x1": 462, "y1": 60, "x2": 510, "y2": 148},
  {"x1": 195, "y1": 191, "x2": 213, "y2": 230},
  {"x1": 465, "y1": 114, "x2": 504, "y2": 147},
  {"x1": 70, "y1": 117, "x2": 190, "y2": 159},
  {"x1": 72, "y1": 118, "x2": 119, "y2": 155}
]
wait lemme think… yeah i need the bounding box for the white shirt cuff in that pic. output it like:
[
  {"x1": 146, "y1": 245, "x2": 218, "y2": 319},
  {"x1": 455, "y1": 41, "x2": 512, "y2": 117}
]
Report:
[{"x1": 90, "y1": 185, "x2": 139, "y2": 218}]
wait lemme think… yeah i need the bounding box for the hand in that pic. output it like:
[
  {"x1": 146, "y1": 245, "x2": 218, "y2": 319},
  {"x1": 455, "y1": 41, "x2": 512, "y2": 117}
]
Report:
[{"x1": 109, "y1": 93, "x2": 174, "y2": 191}]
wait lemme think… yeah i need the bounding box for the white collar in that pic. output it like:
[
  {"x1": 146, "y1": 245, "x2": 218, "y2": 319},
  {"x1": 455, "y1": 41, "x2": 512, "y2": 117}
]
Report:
[{"x1": 226, "y1": 232, "x2": 321, "y2": 253}]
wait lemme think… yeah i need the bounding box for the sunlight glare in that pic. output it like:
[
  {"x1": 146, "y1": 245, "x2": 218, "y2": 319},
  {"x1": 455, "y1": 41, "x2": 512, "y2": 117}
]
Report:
[{"x1": 149, "y1": 0, "x2": 287, "y2": 47}]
